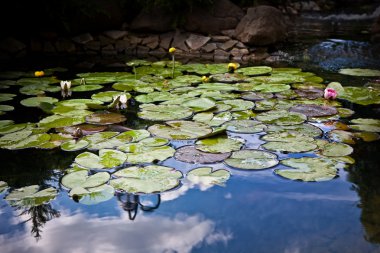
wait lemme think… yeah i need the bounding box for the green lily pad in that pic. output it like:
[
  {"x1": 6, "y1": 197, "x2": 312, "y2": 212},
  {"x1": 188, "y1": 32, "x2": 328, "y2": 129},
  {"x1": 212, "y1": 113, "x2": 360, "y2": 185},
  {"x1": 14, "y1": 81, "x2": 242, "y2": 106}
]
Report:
[
  {"x1": 338, "y1": 68, "x2": 380, "y2": 77},
  {"x1": 118, "y1": 144, "x2": 175, "y2": 164},
  {"x1": 353, "y1": 132, "x2": 380, "y2": 142},
  {"x1": 91, "y1": 91, "x2": 130, "y2": 102},
  {"x1": 148, "y1": 120, "x2": 212, "y2": 140},
  {"x1": 0, "y1": 93, "x2": 16, "y2": 102},
  {"x1": 289, "y1": 104, "x2": 338, "y2": 117},
  {"x1": 275, "y1": 157, "x2": 338, "y2": 182},
  {"x1": 195, "y1": 136, "x2": 244, "y2": 153},
  {"x1": 236, "y1": 66, "x2": 272, "y2": 76},
  {"x1": 0, "y1": 181, "x2": 8, "y2": 193},
  {"x1": 224, "y1": 149, "x2": 279, "y2": 170},
  {"x1": 20, "y1": 96, "x2": 58, "y2": 107},
  {"x1": 85, "y1": 112, "x2": 126, "y2": 125},
  {"x1": 83, "y1": 131, "x2": 119, "y2": 145},
  {"x1": 193, "y1": 111, "x2": 232, "y2": 127},
  {"x1": 0, "y1": 123, "x2": 27, "y2": 135},
  {"x1": 219, "y1": 99, "x2": 255, "y2": 112},
  {"x1": 2, "y1": 133, "x2": 51, "y2": 150},
  {"x1": 187, "y1": 167, "x2": 230, "y2": 186},
  {"x1": 0, "y1": 120, "x2": 14, "y2": 128},
  {"x1": 74, "y1": 149, "x2": 127, "y2": 169},
  {"x1": 339, "y1": 86, "x2": 380, "y2": 105},
  {"x1": 110, "y1": 165, "x2": 183, "y2": 194},
  {"x1": 256, "y1": 110, "x2": 307, "y2": 125},
  {"x1": 261, "y1": 132, "x2": 317, "y2": 153},
  {"x1": 182, "y1": 97, "x2": 216, "y2": 112},
  {"x1": 327, "y1": 130, "x2": 356, "y2": 145},
  {"x1": 241, "y1": 92, "x2": 274, "y2": 101},
  {"x1": 71, "y1": 84, "x2": 103, "y2": 92},
  {"x1": 252, "y1": 83, "x2": 291, "y2": 93},
  {"x1": 39, "y1": 114, "x2": 86, "y2": 128},
  {"x1": 0, "y1": 105, "x2": 14, "y2": 112},
  {"x1": 61, "y1": 139, "x2": 89, "y2": 151},
  {"x1": 139, "y1": 137, "x2": 169, "y2": 147},
  {"x1": 138, "y1": 104, "x2": 193, "y2": 121},
  {"x1": 174, "y1": 145, "x2": 231, "y2": 164},
  {"x1": 198, "y1": 83, "x2": 237, "y2": 92},
  {"x1": 210, "y1": 73, "x2": 246, "y2": 83},
  {"x1": 70, "y1": 184, "x2": 115, "y2": 205},
  {"x1": 254, "y1": 99, "x2": 277, "y2": 111},
  {"x1": 0, "y1": 130, "x2": 33, "y2": 147},
  {"x1": 5, "y1": 185, "x2": 57, "y2": 207},
  {"x1": 224, "y1": 120, "x2": 266, "y2": 133},
  {"x1": 320, "y1": 142, "x2": 354, "y2": 157},
  {"x1": 61, "y1": 170, "x2": 110, "y2": 189},
  {"x1": 349, "y1": 118, "x2": 380, "y2": 132},
  {"x1": 337, "y1": 108, "x2": 355, "y2": 118}
]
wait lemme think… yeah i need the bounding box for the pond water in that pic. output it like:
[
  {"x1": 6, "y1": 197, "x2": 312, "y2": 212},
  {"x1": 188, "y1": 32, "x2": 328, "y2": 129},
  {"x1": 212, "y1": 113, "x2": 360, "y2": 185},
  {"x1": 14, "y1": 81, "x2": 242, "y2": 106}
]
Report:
[{"x1": 0, "y1": 39, "x2": 380, "y2": 253}]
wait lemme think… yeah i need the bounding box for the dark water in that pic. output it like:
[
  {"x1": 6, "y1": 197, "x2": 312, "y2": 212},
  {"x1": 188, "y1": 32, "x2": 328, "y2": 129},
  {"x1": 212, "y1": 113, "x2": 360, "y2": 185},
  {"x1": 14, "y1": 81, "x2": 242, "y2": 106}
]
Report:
[{"x1": 1, "y1": 39, "x2": 380, "y2": 253}]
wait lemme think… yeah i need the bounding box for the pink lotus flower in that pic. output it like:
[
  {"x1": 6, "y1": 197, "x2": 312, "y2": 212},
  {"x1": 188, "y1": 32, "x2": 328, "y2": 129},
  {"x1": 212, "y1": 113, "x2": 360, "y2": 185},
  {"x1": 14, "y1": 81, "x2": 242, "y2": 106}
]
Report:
[{"x1": 324, "y1": 88, "x2": 337, "y2": 100}]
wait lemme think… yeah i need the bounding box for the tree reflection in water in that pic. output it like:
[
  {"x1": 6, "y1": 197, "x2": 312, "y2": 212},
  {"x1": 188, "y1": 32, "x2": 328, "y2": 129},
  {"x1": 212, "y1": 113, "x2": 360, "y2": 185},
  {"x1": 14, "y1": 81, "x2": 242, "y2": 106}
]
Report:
[
  {"x1": 17, "y1": 203, "x2": 60, "y2": 241},
  {"x1": 348, "y1": 140, "x2": 380, "y2": 243},
  {"x1": 116, "y1": 192, "x2": 161, "y2": 220}
]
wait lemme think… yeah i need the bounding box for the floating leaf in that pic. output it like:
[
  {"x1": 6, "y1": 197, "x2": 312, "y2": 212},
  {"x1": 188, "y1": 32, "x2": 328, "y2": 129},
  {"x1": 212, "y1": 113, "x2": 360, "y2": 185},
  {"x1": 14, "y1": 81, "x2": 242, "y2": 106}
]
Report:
[
  {"x1": 174, "y1": 145, "x2": 231, "y2": 164},
  {"x1": 339, "y1": 87, "x2": 380, "y2": 105},
  {"x1": 2, "y1": 133, "x2": 51, "y2": 150},
  {"x1": 289, "y1": 104, "x2": 338, "y2": 117},
  {"x1": 5, "y1": 185, "x2": 57, "y2": 207},
  {"x1": 0, "y1": 181, "x2": 8, "y2": 193},
  {"x1": 119, "y1": 144, "x2": 175, "y2": 164},
  {"x1": 320, "y1": 142, "x2": 354, "y2": 157},
  {"x1": 338, "y1": 68, "x2": 380, "y2": 77},
  {"x1": 61, "y1": 170, "x2": 110, "y2": 189},
  {"x1": 275, "y1": 157, "x2": 338, "y2": 182},
  {"x1": 39, "y1": 114, "x2": 85, "y2": 128},
  {"x1": 256, "y1": 110, "x2": 306, "y2": 125},
  {"x1": 91, "y1": 91, "x2": 130, "y2": 102},
  {"x1": 327, "y1": 130, "x2": 356, "y2": 145},
  {"x1": 20, "y1": 96, "x2": 58, "y2": 107},
  {"x1": 224, "y1": 120, "x2": 266, "y2": 133},
  {"x1": 261, "y1": 132, "x2": 317, "y2": 153},
  {"x1": 187, "y1": 167, "x2": 230, "y2": 186},
  {"x1": 182, "y1": 97, "x2": 216, "y2": 112},
  {"x1": 195, "y1": 136, "x2": 244, "y2": 153},
  {"x1": 71, "y1": 84, "x2": 103, "y2": 92},
  {"x1": 353, "y1": 132, "x2": 380, "y2": 142},
  {"x1": 219, "y1": 99, "x2": 255, "y2": 111},
  {"x1": 110, "y1": 165, "x2": 182, "y2": 194},
  {"x1": 61, "y1": 139, "x2": 89, "y2": 151},
  {"x1": 224, "y1": 149, "x2": 279, "y2": 170},
  {"x1": 349, "y1": 118, "x2": 380, "y2": 132},
  {"x1": 138, "y1": 104, "x2": 193, "y2": 121},
  {"x1": 148, "y1": 120, "x2": 212, "y2": 140},
  {"x1": 85, "y1": 112, "x2": 126, "y2": 125},
  {"x1": 74, "y1": 149, "x2": 127, "y2": 169},
  {"x1": 71, "y1": 185, "x2": 115, "y2": 205},
  {"x1": 236, "y1": 66, "x2": 272, "y2": 76},
  {"x1": 193, "y1": 111, "x2": 232, "y2": 127}
]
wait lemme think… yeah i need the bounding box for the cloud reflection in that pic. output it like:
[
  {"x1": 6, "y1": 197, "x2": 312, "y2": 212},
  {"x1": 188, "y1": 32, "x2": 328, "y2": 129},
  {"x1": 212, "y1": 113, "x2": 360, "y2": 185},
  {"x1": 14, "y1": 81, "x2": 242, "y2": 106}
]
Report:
[{"x1": 0, "y1": 211, "x2": 232, "y2": 253}]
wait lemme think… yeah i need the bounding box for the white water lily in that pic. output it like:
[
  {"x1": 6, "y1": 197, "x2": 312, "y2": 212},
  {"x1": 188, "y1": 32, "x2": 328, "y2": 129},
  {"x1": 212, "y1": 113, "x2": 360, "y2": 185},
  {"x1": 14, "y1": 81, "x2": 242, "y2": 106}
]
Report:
[
  {"x1": 119, "y1": 94, "x2": 128, "y2": 104},
  {"x1": 60, "y1": 80, "x2": 72, "y2": 91},
  {"x1": 112, "y1": 94, "x2": 128, "y2": 110}
]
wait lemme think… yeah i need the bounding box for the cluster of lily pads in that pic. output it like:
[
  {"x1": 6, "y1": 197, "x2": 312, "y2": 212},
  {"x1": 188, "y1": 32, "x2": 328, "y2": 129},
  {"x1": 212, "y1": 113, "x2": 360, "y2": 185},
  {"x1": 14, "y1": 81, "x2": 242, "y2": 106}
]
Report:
[{"x1": 0, "y1": 61, "x2": 379, "y2": 207}]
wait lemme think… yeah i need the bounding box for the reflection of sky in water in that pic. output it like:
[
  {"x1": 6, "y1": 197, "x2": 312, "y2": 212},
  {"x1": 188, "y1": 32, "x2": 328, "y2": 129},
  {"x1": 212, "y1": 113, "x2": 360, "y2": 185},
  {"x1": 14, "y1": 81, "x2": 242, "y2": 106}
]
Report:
[{"x1": 1, "y1": 171, "x2": 380, "y2": 253}]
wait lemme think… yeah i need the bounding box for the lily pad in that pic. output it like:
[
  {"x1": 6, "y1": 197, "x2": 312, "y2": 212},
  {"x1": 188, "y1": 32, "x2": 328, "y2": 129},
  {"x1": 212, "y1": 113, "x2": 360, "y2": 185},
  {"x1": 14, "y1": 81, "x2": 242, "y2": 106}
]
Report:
[
  {"x1": 5, "y1": 185, "x2": 57, "y2": 207},
  {"x1": 85, "y1": 112, "x2": 126, "y2": 125},
  {"x1": 219, "y1": 99, "x2": 255, "y2": 111},
  {"x1": 256, "y1": 110, "x2": 307, "y2": 125},
  {"x1": 138, "y1": 104, "x2": 193, "y2": 121},
  {"x1": 289, "y1": 104, "x2": 338, "y2": 117},
  {"x1": 338, "y1": 68, "x2": 380, "y2": 77},
  {"x1": 320, "y1": 142, "x2": 354, "y2": 157},
  {"x1": 148, "y1": 120, "x2": 212, "y2": 140},
  {"x1": 61, "y1": 139, "x2": 89, "y2": 151},
  {"x1": 20, "y1": 96, "x2": 58, "y2": 107},
  {"x1": 349, "y1": 118, "x2": 380, "y2": 132},
  {"x1": 2, "y1": 133, "x2": 51, "y2": 150},
  {"x1": 70, "y1": 184, "x2": 115, "y2": 205},
  {"x1": 187, "y1": 167, "x2": 230, "y2": 186},
  {"x1": 236, "y1": 66, "x2": 272, "y2": 76},
  {"x1": 241, "y1": 92, "x2": 274, "y2": 101},
  {"x1": 224, "y1": 120, "x2": 266, "y2": 133},
  {"x1": 61, "y1": 170, "x2": 110, "y2": 189},
  {"x1": 182, "y1": 97, "x2": 216, "y2": 112},
  {"x1": 0, "y1": 181, "x2": 8, "y2": 193},
  {"x1": 119, "y1": 144, "x2": 175, "y2": 164},
  {"x1": 195, "y1": 136, "x2": 244, "y2": 153},
  {"x1": 224, "y1": 149, "x2": 279, "y2": 170},
  {"x1": 275, "y1": 157, "x2": 338, "y2": 182},
  {"x1": 39, "y1": 114, "x2": 85, "y2": 128},
  {"x1": 74, "y1": 149, "x2": 127, "y2": 169},
  {"x1": 71, "y1": 84, "x2": 103, "y2": 92},
  {"x1": 193, "y1": 111, "x2": 232, "y2": 127},
  {"x1": 339, "y1": 86, "x2": 380, "y2": 105},
  {"x1": 261, "y1": 132, "x2": 317, "y2": 153},
  {"x1": 327, "y1": 130, "x2": 356, "y2": 145},
  {"x1": 110, "y1": 165, "x2": 183, "y2": 194},
  {"x1": 174, "y1": 145, "x2": 231, "y2": 164},
  {"x1": 91, "y1": 91, "x2": 130, "y2": 102}
]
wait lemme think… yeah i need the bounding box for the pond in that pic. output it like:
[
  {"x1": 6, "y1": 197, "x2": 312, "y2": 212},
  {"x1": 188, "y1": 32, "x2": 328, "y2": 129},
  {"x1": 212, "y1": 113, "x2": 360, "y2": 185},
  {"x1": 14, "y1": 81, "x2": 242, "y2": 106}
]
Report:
[{"x1": 0, "y1": 39, "x2": 380, "y2": 253}]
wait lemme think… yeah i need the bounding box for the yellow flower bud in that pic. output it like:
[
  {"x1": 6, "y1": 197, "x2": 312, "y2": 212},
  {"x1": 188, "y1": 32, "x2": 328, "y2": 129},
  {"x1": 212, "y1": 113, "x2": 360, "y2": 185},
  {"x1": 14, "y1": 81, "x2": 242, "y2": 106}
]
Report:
[
  {"x1": 201, "y1": 76, "x2": 210, "y2": 83},
  {"x1": 169, "y1": 47, "x2": 176, "y2": 54},
  {"x1": 34, "y1": 71, "x2": 45, "y2": 77}
]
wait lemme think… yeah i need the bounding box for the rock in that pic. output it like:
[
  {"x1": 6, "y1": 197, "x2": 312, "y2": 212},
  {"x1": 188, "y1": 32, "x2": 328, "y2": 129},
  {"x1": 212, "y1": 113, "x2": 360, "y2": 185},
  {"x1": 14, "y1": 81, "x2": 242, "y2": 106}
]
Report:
[
  {"x1": 104, "y1": 30, "x2": 127, "y2": 40},
  {"x1": 220, "y1": 40, "x2": 238, "y2": 51},
  {"x1": 115, "y1": 40, "x2": 131, "y2": 53},
  {"x1": 72, "y1": 33, "x2": 94, "y2": 44},
  {"x1": 43, "y1": 41, "x2": 56, "y2": 54},
  {"x1": 234, "y1": 5, "x2": 287, "y2": 46},
  {"x1": 185, "y1": 34, "x2": 211, "y2": 51},
  {"x1": 149, "y1": 48, "x2": 167, "y2": 58},
  {"x1": 136, "y1": 45, "x2": 150, "y2": 57},
  {"x1": 221, "y1": 29, "x2": 236, "y2": 37},
  {"x1": 85, "y1": 41, "x2": 101, "y2": 51},
  {"x1": 128, "y1": 35, "x2": 143, "y2": 45},
  {"x1": 230, "y1": 48, "x2": 249, "y2": 57},
  {"x1": 184, "y1": 0, "x2": 244, "y2": 35},
  {"x1": 101, "y1": 44, "x2": 117, "y2": 55},
  {"x1": 160, "y1": 32, "x2": 174, "y2": 50},
  {"x1": 371, "y1": 15, "x2": 380, "y2": 42},
  {"x1": 211, "y1": 35, "x2": 231, "y2": 42},
  {"x1": 214, "y1": 49, "x2": 230, "y2": 61},
  {"x1": 0, "y1": 37, "x2": 26, "y2": 54},
  {"x1": 55, "y1": 38, "x2": 76, "y2": 53},
  {"x1": 130, "y1": 7, "x2": 174, "y2": 32},
  {"x1": 30, "y1": 39, "x2": 43, "y2": 52},
  {"x1": 200, "y1": 53, "x2": 214, "y2": 61},
  {"x1": 201, "y1": 43, "x2": 218, "y2": 53},
  {"x1": 142, "y1": 35, "x2": 160, "y2": 49},
  {"x1": 172, "y1": 31, "x2": 189, "y2": 51}
]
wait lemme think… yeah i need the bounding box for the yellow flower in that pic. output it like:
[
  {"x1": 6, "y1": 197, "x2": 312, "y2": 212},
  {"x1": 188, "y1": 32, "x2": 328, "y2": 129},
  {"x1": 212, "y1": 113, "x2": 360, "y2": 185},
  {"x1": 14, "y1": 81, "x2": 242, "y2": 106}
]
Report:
[
  {"x1": 34, "y1": 71, "x2": 45, "y2": 77},
  {"x1": 169, "y1": 47, "x2": 176, "y2": 54},
  {"x1": 201, "y1": 76, "x2": 210, "y2": 83},
  {"x1": 227, "y1": 63, "x2": 238, "y2": 71}
]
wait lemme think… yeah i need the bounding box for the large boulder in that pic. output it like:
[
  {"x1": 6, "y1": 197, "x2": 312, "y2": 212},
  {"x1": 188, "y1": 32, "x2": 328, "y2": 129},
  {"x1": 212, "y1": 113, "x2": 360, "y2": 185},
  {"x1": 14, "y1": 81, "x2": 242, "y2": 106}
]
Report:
[
  {"x1": 234, "y1": 5, "x2": 287, "y2": 46},
  {"x1": 184, "y1": 0, "x2": 244, "y2": 35},
  {"x1": 130, "y1": 7, "x2": 175, "y2": 32}
]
